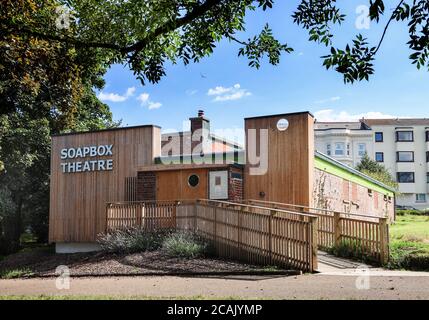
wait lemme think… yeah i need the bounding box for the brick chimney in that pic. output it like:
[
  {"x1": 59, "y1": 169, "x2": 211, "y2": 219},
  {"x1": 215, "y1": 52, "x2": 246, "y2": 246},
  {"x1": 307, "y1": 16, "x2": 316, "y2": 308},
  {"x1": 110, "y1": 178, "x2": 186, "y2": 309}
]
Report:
[{"x1": 190, "y1": 110, "x2": 210, "y2": 154}]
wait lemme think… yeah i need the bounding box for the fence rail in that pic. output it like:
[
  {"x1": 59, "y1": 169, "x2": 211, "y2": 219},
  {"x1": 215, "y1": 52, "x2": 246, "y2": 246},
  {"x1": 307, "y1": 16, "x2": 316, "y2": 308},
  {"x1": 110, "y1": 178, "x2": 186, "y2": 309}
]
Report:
[
  {"x1": 242, "y1": 200, "x2": 389, "y2": 264},
  {"x1": 106, "y1": 200, "x2": 318, "y2": 272}
]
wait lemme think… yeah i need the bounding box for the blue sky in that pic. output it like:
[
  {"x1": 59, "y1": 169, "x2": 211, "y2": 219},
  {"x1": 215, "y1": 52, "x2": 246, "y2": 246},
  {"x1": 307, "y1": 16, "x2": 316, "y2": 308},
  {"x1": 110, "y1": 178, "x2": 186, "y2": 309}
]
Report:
[{"x1": 97, "y1": 0, "x2": 429, "y2": 136}]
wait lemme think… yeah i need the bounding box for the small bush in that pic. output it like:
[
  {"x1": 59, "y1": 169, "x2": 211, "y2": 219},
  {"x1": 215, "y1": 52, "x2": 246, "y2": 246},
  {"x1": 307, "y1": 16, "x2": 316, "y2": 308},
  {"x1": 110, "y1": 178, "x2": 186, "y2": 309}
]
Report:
[
  {"x1": 97, "y1": 228, "x2": 171, "y2": 254},
  {"x1": 396, "y1": 209, "x2": 429, "y2": 216},
  {"x1": 388, "y1": 241, "x2": 429, "y2": 271},
  {"x1": 162, "y1": 231, "x2": 212, "y2": 258},
  {"x1": 327, "y1": 240, "x2": 377, "y2": 264},
  {"x1": 0, "y1": 268, "x2": 34, "y2": 279}
]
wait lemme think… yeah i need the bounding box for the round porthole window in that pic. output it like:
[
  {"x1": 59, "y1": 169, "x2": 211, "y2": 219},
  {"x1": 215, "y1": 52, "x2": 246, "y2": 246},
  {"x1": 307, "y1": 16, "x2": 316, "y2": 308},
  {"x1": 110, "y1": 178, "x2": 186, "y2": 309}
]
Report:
[
  {"x1": 188, "y1": 174, "x2": 200, "y2": 187},
  {"x1": 277, "y1": 118, "x2": 289, "y2": 131}
]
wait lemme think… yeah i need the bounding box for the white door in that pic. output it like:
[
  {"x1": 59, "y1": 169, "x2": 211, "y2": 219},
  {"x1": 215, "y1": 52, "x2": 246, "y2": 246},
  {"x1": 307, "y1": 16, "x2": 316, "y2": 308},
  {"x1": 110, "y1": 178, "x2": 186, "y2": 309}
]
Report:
[{"x1": 209, "y1": 171, "x2": 228, "y2": 200}]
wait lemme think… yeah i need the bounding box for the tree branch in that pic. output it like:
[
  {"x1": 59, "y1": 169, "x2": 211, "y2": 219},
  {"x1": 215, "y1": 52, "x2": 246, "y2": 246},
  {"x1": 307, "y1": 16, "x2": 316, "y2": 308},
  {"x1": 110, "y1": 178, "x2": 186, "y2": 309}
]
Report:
[
  {"x1": 374, "y1": 0, "x2": 404, "y2": 54},
  {"x1": 2, "y1": 0, "x2": 226, "y2": 56}
]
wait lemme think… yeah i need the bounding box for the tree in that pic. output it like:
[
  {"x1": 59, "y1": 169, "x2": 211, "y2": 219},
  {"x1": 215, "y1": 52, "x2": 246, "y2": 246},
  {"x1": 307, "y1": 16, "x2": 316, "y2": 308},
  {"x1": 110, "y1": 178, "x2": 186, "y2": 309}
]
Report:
[
  {"x1": 0, "y1": 0, "x2": 119, "y2": 253},
  {"x1": 2, "y1": 0, "x2": 428, "y2": 85},
  {"x1": 356, "y1": 154, "x2": 398, "y2": 191}
]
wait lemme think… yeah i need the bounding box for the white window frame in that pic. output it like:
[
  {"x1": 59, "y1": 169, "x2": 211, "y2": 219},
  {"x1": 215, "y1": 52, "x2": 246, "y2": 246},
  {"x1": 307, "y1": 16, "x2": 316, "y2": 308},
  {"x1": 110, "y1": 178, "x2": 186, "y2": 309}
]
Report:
[
  {"x1": 334, "y1": 142, "x2": 345, "y2": 156},
  {"x1": 358, "y1": 143, "x2": 366, "y2": 157},
  {"x1": 416, "y1": 194, "x2": 427, "y2": 203}
]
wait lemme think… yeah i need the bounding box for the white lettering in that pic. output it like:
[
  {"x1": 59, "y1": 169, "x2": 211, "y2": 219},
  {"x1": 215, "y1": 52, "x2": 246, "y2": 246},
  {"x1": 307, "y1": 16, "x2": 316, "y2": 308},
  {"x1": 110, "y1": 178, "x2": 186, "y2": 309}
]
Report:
[
  {"x1": 106, "y1": 159, "x2": 113, "y2": 171},
  {"x1": 83, "y1": 147, "x2": 90, "y2": 157},
  {"x1": 67, "y1": 148, "x2": 76, "y2": 159},
  {"x1": 60, "y1": 149, "x2": 68, "y2": 159},
  {"x1": 90, "y1": 146, "x2": 97, "y2": 157},
  {"x1": 75, "y1": 148, "x2": 83, "y2": 158},
  {"x1": 60, "y1": 145, "x2": 114, "y2": 173},
  {"x1": 105, "y1": 145, "x2": 113, "y2": 156},
  {"x1": 97, "y1": 145, "x2": 106, "y2": 156}
]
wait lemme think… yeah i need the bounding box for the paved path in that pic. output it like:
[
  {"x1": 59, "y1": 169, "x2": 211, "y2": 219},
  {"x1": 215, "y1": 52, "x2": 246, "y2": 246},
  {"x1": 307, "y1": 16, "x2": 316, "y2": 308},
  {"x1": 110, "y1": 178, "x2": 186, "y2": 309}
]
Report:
[{"x1": 1, "y1": 272, "x2": 429, "y2": 299}]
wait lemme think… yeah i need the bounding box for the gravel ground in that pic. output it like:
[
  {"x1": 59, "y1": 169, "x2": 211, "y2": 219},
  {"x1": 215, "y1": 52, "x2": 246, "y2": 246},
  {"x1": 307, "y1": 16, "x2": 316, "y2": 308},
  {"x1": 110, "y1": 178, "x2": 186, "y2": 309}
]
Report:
[
  {"x1": 0, "y1": 247, "x2": 275, "y2": 277},
  {"x1": 1, "y1": 274, "x2": 429, "y2": 299}
]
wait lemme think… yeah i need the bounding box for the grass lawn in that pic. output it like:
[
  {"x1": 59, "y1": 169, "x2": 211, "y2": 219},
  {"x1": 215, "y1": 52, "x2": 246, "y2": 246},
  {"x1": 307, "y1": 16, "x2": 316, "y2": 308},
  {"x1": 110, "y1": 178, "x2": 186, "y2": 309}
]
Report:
[{"x1": 389, "y1": 214, "x2": 429, "y2": 270}]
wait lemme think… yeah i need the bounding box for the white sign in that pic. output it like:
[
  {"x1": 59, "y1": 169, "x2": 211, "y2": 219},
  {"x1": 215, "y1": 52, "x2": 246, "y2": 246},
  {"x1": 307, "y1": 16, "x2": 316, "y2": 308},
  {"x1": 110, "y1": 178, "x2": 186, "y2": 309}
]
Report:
[{"x1": 60, "y1": 144, "x2": 114, "y2": 173}]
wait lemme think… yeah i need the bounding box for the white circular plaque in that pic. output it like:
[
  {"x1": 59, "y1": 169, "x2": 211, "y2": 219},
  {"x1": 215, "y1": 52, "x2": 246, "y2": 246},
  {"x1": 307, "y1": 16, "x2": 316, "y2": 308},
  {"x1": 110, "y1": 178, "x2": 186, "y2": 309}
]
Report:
[{"x1": 277, "y1": 118, "x2": 289, "y2": 131}]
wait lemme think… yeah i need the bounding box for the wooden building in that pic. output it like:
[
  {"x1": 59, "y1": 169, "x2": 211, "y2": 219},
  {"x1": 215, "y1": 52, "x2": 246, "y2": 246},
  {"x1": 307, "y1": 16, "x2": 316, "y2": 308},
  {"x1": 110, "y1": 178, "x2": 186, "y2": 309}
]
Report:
[{"x1": 49, "y1": 111, "x2": 395, "y2": 252}]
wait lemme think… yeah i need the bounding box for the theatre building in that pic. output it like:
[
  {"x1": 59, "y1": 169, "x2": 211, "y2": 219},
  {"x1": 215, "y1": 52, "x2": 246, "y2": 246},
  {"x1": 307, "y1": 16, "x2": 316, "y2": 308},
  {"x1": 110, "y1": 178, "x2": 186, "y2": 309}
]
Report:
[{"x1": 49, "y1": 111, "x2": 395, "y2": 253}]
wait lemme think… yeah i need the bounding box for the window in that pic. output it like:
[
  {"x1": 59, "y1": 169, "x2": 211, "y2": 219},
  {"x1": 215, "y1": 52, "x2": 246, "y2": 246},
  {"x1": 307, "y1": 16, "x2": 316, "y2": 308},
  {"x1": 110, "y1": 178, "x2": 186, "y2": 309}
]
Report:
[
  {"x1": 397, "y1": 151, "x2": 414, "y2": 162},
  {"x1": 188, "y1": 174, "x2": 200, "y2": 187},
  {"x1": 416, "y1": 194, "x2": 427, "y2": 203},
  {"x1": 347, "y1": 143, "x2": 350, "y2": 156},
  {"x1": 427, "y1": 151, "x2": 429, "y2": 163},
  {"x1": 375, "y1": 152, "x2": 384, "y2": 162},
  {"x1": 326, "y1": 144, "x2": 331, "y2": 156},
  {"x1": 358, "y1": 143, "x2": 366, "y2": 157},
  {"x1": 396, "y1": 131, "x2": 414, "y2": 142},
  {"x1": 426, "y1": 131, "x2": 429, "y2": 142},
  {"x1": 397, "y1": 172, "x2": 415, "y2": 183},
  {"x1": 335, "y1": 143, "x2": 345, "y2": 156},
  {"x1": 427, "y1": 173, "x2": 429, "y2": 184},
  {"x1": 375, "y1": 132, "x2": 383, "y2": 142}
]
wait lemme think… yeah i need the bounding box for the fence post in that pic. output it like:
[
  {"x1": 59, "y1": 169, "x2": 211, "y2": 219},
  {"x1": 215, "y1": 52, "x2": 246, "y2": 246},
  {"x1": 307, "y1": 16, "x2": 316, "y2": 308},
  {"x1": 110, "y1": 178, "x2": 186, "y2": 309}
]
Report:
[
  {"x1": 269, "y1": 210, "x2": 275, "y2": 265},
  {"x1": 194, "y1": 200, "x2": 199, "y2": 232},
  {"x1": 334, "y1": 212, "x2": 342, "y2": 247},
  {"x1": 105, "y1": 203, "x2": 109, "y2": 232},
  {"x1": 310, "y1": 216, "x2": 319, "y2": 272},
  {"x1": 238, "y1": 208, "x2": 242, "y2": 258},
  {"x1": 136, "y1": 203, "x2": 142, "y2": 228},
  {"x1": 173, "y1": 201, "x2": 178, "y2": 229},
  {"x1": 379, "y1": 217, "x2": 389, "y2": 265},
  {"x1": 214, "y1": 205, "x2": 218, "y2": 243}
]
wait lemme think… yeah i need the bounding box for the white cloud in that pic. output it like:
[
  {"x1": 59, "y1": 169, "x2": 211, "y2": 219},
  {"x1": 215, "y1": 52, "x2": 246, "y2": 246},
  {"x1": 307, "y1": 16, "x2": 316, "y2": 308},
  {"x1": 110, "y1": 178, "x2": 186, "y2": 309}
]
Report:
[
  {"x1": 126, "y1": 87, "x2": 136, "y2": 97},
  {"x1": 315, "y1": 96, "x2": 341, "y2": 104},
  {"x1": 207, "y1": 83, "x2": 251, "y2": 102},
  {"x1": 314, "y1": 109, "x2": 401, "y2": 122},
  {"x1": 148, "y1": 101, "x2": 162, "y2": 110},
  {"x1": 98, "y1": 86, "x2": 135, "y2": 102},
  {"x1": 137, "y1": 92, "x2": 162, "y2": 110},
  {"x1": 137, "y1": 93, "x2": 150, "y2": 105}
]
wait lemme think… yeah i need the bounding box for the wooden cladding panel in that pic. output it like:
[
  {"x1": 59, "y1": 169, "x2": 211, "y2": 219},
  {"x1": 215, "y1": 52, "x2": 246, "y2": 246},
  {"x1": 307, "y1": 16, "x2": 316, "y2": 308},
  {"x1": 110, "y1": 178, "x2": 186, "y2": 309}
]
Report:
[
  {"x1": 49, "y1": 126, "x2": 160, "y2": 242},
  {"x1": 155, "y1": 168, "x2": 209, "y2": 201},
  {"x1": 244, "y1": 113, "x2": 314, "y2": 207}
]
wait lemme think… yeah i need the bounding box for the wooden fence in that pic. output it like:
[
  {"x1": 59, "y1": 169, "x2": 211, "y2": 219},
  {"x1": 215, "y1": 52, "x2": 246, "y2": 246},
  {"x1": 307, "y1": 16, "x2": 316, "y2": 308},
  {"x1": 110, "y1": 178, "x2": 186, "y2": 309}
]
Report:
[
  {"x1": 106, "y1": 200, "x2": 318, "y2": 272},
  {"x1": 242, "y1": 200, "x2": 389, "y2": 264}
]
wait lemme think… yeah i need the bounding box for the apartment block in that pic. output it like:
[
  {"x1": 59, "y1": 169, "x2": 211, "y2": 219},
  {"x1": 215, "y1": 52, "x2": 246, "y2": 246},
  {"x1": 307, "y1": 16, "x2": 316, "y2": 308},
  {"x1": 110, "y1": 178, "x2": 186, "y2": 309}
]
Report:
[
  {"x1": 315, "y1": 118, "x2": 429, "y2": 209},
  {"x1": 314, "y1": 121, "x2": 373, "y2": 167}
]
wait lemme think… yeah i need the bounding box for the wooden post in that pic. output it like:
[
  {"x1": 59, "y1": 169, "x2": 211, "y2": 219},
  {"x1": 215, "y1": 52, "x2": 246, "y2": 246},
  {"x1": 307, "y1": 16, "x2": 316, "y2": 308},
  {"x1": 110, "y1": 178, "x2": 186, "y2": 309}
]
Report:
[
  {"x1": 310, "y1": 216, "x2": 319, "y2": 272},
  {"x1": 173, "y1": 201, "x2": 178, "y2": 229},
  {"x1": 194, "y1": 200, "x2": 199, "y2": 232},
  {"x1": 105, "y1": 203, "x2": 109, "y2": 232},
  {"x1": 136, "y1": 203, "x2": 142, "y2": 228},
  {"x1": 238, "y1": 208, "x2": 242, "y2": 257},
  {"x1": 269, "y1": 210, "x2": 275, "y2": 265},
  {"x1": 334, "y1": 212, "x2": 342, "y2": 247},
  {"x1": 379, "y1": 217, "x2": 389, "y2": 265},
  {"x1": 214, "y1": 205, "x2": 217, "y2": 243}
]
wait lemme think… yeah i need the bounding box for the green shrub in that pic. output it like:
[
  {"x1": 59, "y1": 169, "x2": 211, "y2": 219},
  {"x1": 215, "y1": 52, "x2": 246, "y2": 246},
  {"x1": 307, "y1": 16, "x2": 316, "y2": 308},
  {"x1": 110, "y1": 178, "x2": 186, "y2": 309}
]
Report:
[
  {"x1": 161, "y1": 231, "x2": 212, "y2": 258},
  {"x1": 97, "y1": 228, "x2": 171, "y2": 254},
  {"x1": 396, "y1": 209, "x2": 429, "y2": 216},
  {"x1": 388, "y1": 241, "x2": 429, "y2": 271},
  {"x1": 327, "y1": 240, "x2": 377, "y2": 264},
  {"x1": 0, "y1": 268, "x2": 34, "y2": 279}
]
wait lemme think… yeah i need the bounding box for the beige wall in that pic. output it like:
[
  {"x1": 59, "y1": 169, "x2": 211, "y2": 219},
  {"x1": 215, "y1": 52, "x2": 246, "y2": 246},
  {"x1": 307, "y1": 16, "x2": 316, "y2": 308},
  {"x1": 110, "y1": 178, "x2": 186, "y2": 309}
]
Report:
[{"x1": 313, "y1": 168, "x2": 395, "y2": 222}]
